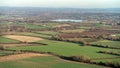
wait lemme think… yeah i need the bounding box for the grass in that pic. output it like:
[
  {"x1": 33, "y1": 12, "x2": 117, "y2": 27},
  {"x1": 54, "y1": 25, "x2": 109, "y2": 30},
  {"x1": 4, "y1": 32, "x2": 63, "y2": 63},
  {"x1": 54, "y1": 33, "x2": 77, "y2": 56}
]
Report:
[
  {"x1": 115, "y1": 34, "x2": 120, "y2": 37},
  {"x1": 92, "y1": 40, "x2": 120, "y2": 48},
  {"x1": 95, "y1": 23, "x2": 110, "y2": 27},
  {"x1": 0, "y1": 50, "x2": 14, "y2": 56},
  {"x1": 67, "y1": 38, "x2": 98, "y2": 42},
  {"x1": 0, "y1": 36, "x2": 20, "y2": 43},
  {"x1": 8, "y1": 40, "x2": 119, "y2": 59},
  {"x1": 36, "y1": 31, "x2": 58, "y2": 36},
  {"x1": 0, "y1": 56, "x2": 106, "y2": 68},
  {"x1": 19, "y1": 32, "x2": 52, "y2": 39}
]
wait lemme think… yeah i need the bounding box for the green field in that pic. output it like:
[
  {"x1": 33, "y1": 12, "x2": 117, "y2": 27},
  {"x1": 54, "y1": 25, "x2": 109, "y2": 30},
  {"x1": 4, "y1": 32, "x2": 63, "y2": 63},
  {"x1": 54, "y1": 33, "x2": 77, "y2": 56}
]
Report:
[
  {"x1": 0, "y1": 50, "x2": 14, "y2": 56},
  {"x1": 0, "y1": 56, "x2": 106, "y2": 68},
  {"x1": 19, "y1": 32, "x2": 52, "y2": 39},
  {"x1": 0, "y1": 36, "x2": 20, "y2": 43},
  {"x1": 36, "y1": 31, "x2": 58, "y2": 36},
  {"x1": 68, "y1": 38, "x2": 98, "y2": 42},
  {"x1": 8, "y1": 40, "x2": 119, "y2": 60},
  {"x1": 92, "y1": 40, "x2": 120, "y2": 48},
  {"x1": 115, "y1": 34, "x2": 120, "y2": 37}
]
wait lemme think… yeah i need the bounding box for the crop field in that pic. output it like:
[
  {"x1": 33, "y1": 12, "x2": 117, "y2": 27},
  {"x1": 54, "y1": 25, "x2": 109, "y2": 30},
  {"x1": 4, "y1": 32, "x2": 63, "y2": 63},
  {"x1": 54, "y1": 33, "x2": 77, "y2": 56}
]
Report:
[
  {"x1": 0, "y1": 36, "x2": 20, "y2": 43},
  {"x1": 8, "y1": 40, "x2": 120, "y2": 62},
  {"x1": 92, "y1": 40, "x2": 120, "y2": 48},
  {"x1": 0, "y1": 53, "x2": 49, "y2": 62},
  {"x1": 0, "y1": 26, "x2": 119, "y2": 68},
  {"x1": 0, "y1": 55, "x2": 106, "y2": 68},
  {"x1": 3, "y1": 35, "x2": 43, "y2": 42},
  {"x1": 0, "y1": 7, "x2": 120, "y2": 68}
]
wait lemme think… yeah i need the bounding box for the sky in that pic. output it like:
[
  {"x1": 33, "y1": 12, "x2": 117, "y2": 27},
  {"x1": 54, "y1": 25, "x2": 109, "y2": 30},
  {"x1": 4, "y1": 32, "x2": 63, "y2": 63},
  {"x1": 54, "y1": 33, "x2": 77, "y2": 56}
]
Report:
[{"x1": 0, "y1": 0, "x2": 119, "y2": 8}]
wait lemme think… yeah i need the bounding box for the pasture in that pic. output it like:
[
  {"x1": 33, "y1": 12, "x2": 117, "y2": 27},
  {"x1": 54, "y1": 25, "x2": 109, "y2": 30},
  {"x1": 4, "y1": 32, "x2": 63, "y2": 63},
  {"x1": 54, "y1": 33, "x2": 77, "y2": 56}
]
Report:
[
  {"x1": 19, "y1": 32, "x2": 52, "y2": 38},
  {"x1": 92, "y1": 40, "x2": 120, "y2": 48},
  {"x1": 0, "y1": 50, "x2": 14, "y2": 56},
  {"x1": 8, "y1": 40, "x2": 120, "y2": 62},
  {"x1": 0, "y1": 36, "x2": 20, "y2": 43},
  {"x1": 0, "y1": 56, "x2": 106, "y2": 68}
]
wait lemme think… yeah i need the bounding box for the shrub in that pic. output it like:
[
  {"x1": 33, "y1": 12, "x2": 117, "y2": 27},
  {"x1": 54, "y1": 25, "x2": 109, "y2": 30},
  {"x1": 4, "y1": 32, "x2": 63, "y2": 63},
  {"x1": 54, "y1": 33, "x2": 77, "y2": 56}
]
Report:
[
  {"x1": 0, "y1": 45, "x2": 6, "y2": 50},
  {"x1": 71, "y1": 55, "x2": 91, "y2": 63}
]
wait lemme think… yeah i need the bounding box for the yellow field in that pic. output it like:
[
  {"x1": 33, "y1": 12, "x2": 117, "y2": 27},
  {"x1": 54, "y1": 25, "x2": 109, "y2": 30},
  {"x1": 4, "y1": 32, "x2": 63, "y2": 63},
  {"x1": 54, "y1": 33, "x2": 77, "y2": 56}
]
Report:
[
  {"x1": 4, "y1": 35, "x2": 43, "y2": 42},
  {"x1": 0, "y1": 53, "x2": 50, "y2": 62}
]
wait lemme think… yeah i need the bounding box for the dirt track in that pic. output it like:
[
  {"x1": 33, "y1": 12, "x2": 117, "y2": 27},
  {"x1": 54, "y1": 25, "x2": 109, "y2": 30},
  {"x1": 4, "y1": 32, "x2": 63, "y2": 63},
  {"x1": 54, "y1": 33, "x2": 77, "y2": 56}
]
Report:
[{"x1": 0, "y1": 53, "x2": 50, "y2": 62}]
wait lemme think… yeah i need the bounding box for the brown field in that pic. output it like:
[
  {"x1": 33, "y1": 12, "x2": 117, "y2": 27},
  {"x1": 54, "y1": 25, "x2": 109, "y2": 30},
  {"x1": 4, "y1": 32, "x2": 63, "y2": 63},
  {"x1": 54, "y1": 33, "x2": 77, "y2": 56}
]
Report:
[
  {"x1": 60, "y1": 29, "x2": 85, "y2": 33},
  {"x1": 4, "y1": 35, "x2": 44, "y2": 42},
  {"x1": 0, "y1": 53, "x2": 50, "y2": 62}
]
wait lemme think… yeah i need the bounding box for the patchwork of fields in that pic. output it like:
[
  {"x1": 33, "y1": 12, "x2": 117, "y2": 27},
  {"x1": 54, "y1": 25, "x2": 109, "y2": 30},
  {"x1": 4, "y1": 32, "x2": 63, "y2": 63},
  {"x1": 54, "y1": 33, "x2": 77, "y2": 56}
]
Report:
[
  {"x1": 0, "y1": 36, "x2": 20, "y2": 43},
  {"x1": 8, "y1": 40, "x2": 120, "y2": 62},
  {"x1": 0, "y1": 55, "x2": 107, "y2": 68},
  {"x1": 0, "y1": 22, "x2": 120, "y2": 68}
]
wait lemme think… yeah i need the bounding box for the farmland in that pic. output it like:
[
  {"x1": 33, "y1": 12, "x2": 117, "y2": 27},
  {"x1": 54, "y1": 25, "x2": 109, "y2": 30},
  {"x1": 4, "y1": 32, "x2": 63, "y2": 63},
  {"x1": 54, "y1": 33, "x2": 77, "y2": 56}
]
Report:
[
  {"x1": 0, "y1": 50, "x2": 14, "y2": 56},
  {"x1": 92, "y1": 40, "x2": 120, "y2": 48},
  {"x1": 10, "y1": 22, "x2": 59, "y2": 29},
  {"x1": 0, "y1": 24, "x2": 120, "y2": 68},
  {"x1": 19, "y1": 32, "x2": 52, "y2": 39},
  {"x1": 0, "y1": 7, "x2": 120, "y2": 68},
  {"x1": 4, "y1": 35, "x2": 43, "y2": 42},
  {"x1": 8, "y1": 40, "x2": 119, "y2": 61},
  {"x1": 0, "y1": 36, "x2": 20, "y2": 43},
  {"x1": 0, "y1": 55, "x2": 107, "y2": 68}
]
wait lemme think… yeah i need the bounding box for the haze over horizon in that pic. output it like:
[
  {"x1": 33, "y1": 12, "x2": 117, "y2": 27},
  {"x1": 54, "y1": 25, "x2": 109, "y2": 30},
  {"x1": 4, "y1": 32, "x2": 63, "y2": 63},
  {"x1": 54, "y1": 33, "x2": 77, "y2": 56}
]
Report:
[{"x1": 0, "y1": 0, "x2": 120, "y2": 8}]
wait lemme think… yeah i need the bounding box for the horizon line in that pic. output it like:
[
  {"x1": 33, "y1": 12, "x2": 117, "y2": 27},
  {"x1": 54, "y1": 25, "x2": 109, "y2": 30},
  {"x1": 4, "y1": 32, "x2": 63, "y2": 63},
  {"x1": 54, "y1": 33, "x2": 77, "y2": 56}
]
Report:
[{"x1": 0, "y1": 6, "x2": 120, "y2": 9}]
